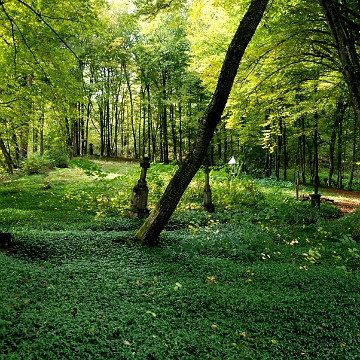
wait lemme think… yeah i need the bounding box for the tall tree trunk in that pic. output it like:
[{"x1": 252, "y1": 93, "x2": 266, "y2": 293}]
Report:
[
  {"x1": 179, "y1": 105, "x2": 183, "y2": 164},
  {"x1": 170, "y1": 102, "x2": 177, "y2": 162},
  {"x1": 337, "y1": 114, "x2": 343, "y2": 188},
  {"x1": 300, "y1": 117, "x2": 306, "y2": 183},
  {"x1": 264, "y1": 148, "x2": 271, "y2": 178},
  {"x1": 106, "y1": 98, "x2": 111, "y2": 157},
  {"x1": 275, "y1": 118, "x2": 282, "y2": 180},
  {"x1": 162, "y1": 70, "x2": 169, "y2": 164},
  {"x1": 319, "y1": 0, "x2": 360, "y2": 160},
  {"x1": 146, "y1": 84, "x2": 152, "y2": 159},
  {"x1": 283, "y1": 123, "x2": 287, "y2": 181},
  {"x1": 123, "y1": 63, "x2": 137, "y2": 158},
  {"x1": 0, "y1": 136, "x2": 14, "y2": 173},
  {"x1": 19, "y1": 124, "x2": 29, "y2": 158},
  {"x1": 39, "y1": 113, "x2": 44, "y2": 156},
  {"x1": 136, "y1": 0, "x2": 269, "y2": 245},
  {"x1": 314, "y1": 112, "x2": 320, "y2": 194},
  {"x1": 99, "y1": 106, "x2": 105, "y2": 156},
  {"x1": 348, "y1": 113, "x2": 357, "y2": 190},
  {"x1": 328, "y1": 101, "x2": 346, "y2": 186}
]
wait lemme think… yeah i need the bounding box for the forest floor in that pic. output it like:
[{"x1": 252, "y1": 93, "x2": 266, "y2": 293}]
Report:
[
  {"x1": 319, "y1": 187, "x2": 360, "y2": 214},
  {"x1": 1, "y1": 163, "x2": 360, "y2": 358}
]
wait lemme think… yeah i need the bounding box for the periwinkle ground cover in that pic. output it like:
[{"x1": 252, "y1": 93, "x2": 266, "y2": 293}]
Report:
[{"x1": 1, "y1": 159, "x2": 360, "y2": 359}]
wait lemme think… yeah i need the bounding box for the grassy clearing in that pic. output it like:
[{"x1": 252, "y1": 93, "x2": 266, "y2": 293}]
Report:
[{"x1": 1, "y1": 158, "x2": 360, "y2": 359}]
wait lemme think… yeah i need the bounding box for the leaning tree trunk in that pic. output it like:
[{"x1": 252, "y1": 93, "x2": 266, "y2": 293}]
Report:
[{"x1": 136, "y1": 0, "x2": 269, "y2": 245}]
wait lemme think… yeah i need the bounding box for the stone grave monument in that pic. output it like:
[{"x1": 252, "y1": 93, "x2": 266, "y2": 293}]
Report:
[{"x1": 125, "y1": 157, "x2": 150, "y2": 219}]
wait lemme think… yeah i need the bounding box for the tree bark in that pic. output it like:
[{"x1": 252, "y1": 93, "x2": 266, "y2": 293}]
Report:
[
  {"x1": 337, "y1": 114, "x2": 343, "y2": 188},
  {"x1": 348, "y1": 112, "x2": 357, "y2": 190},
  {"x1": 328, "y1": 101, "x2": 346, "y2": 186},
  {"x1": 136, "y1": 0, "x2": 269, "y2": 245},
  {"x1": 0, "y1": 136, "x2": 15, "y2": 173},
  {"x1": 319, "y1": 0, "x2": 360, "y2": 153}
]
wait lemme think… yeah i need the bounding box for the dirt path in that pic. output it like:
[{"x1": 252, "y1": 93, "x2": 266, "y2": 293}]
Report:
[{"x1": 319, "y1": 187, "x2": 360, "y2": 215}]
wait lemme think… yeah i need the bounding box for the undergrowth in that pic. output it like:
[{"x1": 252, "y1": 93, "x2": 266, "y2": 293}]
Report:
[{"x1": 1, "y1": 158, "x2": 359, "y2": 359}]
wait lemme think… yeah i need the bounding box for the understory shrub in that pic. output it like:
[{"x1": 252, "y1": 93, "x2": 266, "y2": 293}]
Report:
[
  {"x1": 44, "y1": 149, "x2": 69, "y2": 168},
  {"x1": 20, "y1": 154, "x2": 45, "y2": 174}
]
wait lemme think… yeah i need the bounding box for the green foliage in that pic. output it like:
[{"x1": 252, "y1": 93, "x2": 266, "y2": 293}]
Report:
[
  {"x1": 44, "y1": 149, "x2": 69, "y2": 168},
  {"x1": 1, "y1": 160, "x2": 360, "y2": 358},
  {"x1": 20, "y1": 154, "x2": 45, "y2": 175}
]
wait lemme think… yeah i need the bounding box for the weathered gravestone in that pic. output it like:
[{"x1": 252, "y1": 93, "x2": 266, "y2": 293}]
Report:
[
  {"x1": 203, "y1": 165, "x2": 214, "y2": 212},
  {"x1": 125, "y1": 157, "x2": 150, "y2": 219}
]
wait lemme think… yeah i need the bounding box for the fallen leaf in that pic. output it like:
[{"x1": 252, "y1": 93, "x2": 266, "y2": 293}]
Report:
[
  {"x1": 211, "y1": 324, "x2": 217, "y2": 329},
  {"x1": 146, "y1": 310, "x2": 156, "y2": 317},
  {"x1": 123, "y1": 341, "x2": 131, "y2": 346},
  {"x1": 174, "y1": 282, "x2": 182, "y2": 291}
]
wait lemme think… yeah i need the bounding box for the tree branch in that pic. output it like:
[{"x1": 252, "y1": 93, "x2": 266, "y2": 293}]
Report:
[
  {"x1": 16, "y1": 0, "x2": 81, "y2": 63},
  {"x1": 1, "y1": 2, "x2": 17, "y2": 67}
]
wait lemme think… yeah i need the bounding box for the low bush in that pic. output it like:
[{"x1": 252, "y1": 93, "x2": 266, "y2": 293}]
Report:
[
  {"x1": 44, "y1": 149, "x2": 69, "y2": 168},
  {"x1": 20, "y1": 154, "x2": 45, "y2": 175}
]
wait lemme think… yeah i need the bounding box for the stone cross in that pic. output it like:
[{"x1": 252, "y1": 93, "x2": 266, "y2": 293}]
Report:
[
  {"x1": 203, "y1": 165, "x2": 214, "y2": 212},
  {"x1": 125, "y1": 157, "x2": 150, "y2": 219},
  {"x1": 138, "y1": 157, "x2": 150, "y2": 186}
]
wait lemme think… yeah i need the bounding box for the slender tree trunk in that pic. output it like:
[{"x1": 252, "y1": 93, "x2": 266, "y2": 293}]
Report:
[
  {"x1": 348, "y1": 113, "x2": 357, "y2": 190},
  {"x1": 337, "y1": 115, "x2": 343, "y2": 188},
  {"x1": 39, "y1": 114, "x2": 44, "y2": 156},
  {"x1": 328, "y1": 101, "x2": 346, "y2": 186},
  {"x1": 223, "y1": 122, "x2": 228, "y2": 163},
  {"x1": 275, "y1": 119, "x2": 282, "y2": 180},
  {"x1": 99, "y1": 106, "x2": 105, "y2": 156},
  {"x1": 123, "y1": 63, "x2": 137, "y2": 158},
  {"x1": 136, "y1": 0, "x2": 269, "y2": 245},
  {"x1": 300, "y1": 117, "x2": 306, "y2": 183},
  {"x1": 106, "y1": 98, "x2": 111, "y2": 157},
  {"x1": 162, "y1": 70, "x2": 169, "y2": 164},
  {"x1": 314, "y1": 112, "x2": 320, "y2": 194},
  {"x1": 170, "y1": 102, "x2": 177, "y2": 161},
  {"x1": 179, "y1": 105, "x2": 183, "y2": 164},
  {"x1": 264, "y1": 122, "x2": 271, "y2": 177},
  {"x1": 283, "y1": 123, "x2": 287, "y2": 181},
  {"x1": 64, "y1": 118, "x2": 74, "y2": 159},
  {"x1": 147, "y1": 84, "x2": 152, "y2": 159},
  {"x1": 19, "y1": 124, "x2": 29, "y2": 158}
]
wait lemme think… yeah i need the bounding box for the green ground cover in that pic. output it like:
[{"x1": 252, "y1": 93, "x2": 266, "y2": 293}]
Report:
[{"x1": 1, "y1": 158, "x2": 360, "y2": 359}]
